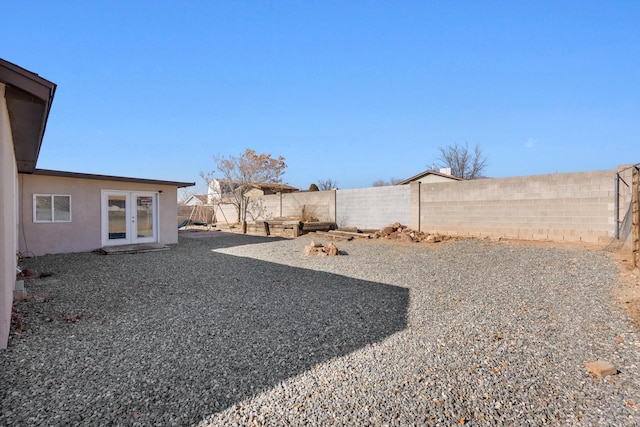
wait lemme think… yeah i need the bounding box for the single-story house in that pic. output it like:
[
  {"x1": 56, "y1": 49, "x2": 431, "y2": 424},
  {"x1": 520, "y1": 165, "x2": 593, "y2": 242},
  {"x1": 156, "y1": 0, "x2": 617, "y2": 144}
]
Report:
[
  {"x1": 19, "y1": 169, "x2": 194, "y2": 256},
  {"x1": 1, "y1": 58, "x2": 193, "y2": 348},
  {"x1": 397, "y1": 168, "x2": 464, "y2": 185}
]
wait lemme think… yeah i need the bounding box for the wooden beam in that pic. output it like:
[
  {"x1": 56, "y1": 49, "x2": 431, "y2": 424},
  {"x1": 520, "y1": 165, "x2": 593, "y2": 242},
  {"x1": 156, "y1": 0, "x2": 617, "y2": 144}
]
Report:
[{"x1": 633, "y1": 167, "x2": 639, "y2": 268}]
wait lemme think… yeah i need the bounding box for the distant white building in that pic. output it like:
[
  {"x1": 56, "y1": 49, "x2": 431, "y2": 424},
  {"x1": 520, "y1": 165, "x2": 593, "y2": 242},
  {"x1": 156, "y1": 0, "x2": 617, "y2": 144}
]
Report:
[{"x1": 207, "y1": 179, "x2": 222, "y2": 204}]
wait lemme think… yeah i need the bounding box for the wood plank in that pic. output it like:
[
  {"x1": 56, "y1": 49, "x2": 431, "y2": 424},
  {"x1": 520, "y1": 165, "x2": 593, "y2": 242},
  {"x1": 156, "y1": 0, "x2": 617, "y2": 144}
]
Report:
[
  {"x1": 301, "y1": 222, "x2": 336, "y2": 231},
  {"x1": 328, "y1": 230, "x2": 372, "y2": 238},
  {"x1": 313, "y1": 231, "x2": 353, "y2": 241}
]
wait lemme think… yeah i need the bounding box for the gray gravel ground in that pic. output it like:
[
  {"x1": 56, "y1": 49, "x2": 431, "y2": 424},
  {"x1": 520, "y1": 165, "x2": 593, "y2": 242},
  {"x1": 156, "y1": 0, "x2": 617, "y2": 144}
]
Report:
[{"x1": 2, "y1": 232, "x2": 640, "y2": 426}]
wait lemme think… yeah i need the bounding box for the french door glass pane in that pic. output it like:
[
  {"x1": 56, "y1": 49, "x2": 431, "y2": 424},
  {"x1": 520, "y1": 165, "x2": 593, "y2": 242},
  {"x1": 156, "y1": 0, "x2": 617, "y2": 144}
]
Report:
[
  {"x1": 136, "y1": 196, "x2": 154, "y2": 238},
  {"x1": 108, "y1": 195, "x2": 127, "y2": 240}
]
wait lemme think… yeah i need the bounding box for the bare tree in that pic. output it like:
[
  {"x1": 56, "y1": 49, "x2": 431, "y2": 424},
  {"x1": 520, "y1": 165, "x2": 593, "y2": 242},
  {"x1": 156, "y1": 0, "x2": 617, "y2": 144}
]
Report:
[
  {"x1": 178, "y1": 187, "x2": 196, "y2": 204},
  {"x1": 200, "y1": 149, "x2": 287, "y2": 231},
  {"x1": 317, "y1": 178, "x2": 338, "y2": 191},
  {"x1": 372, "y1": 178, "x2": 402, "y2": 187},
  {"x1": 436, "y1": 142, "x2": 487, "y2": 179}
]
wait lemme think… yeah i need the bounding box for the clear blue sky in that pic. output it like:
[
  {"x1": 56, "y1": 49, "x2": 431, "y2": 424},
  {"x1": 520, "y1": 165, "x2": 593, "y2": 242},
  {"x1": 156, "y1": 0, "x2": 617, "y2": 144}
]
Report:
[{"x1": 2, "y1": 1, "x2": 638, "y2": 192}]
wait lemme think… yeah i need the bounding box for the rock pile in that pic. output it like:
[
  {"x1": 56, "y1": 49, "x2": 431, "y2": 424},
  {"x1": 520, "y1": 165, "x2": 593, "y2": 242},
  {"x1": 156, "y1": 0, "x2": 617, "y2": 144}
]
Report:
[
  {"x1": 372, "y1": 222, "x2": 448, "y2": 243},
  {"x1": 303, "y1": 241, "x2": 340, "y2": 256}
]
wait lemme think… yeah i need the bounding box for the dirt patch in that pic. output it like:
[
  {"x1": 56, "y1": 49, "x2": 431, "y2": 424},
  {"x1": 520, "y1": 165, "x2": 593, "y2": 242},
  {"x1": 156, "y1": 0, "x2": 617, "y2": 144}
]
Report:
[{"x1": 610, "y1": 248, "x2": 640, "y2": 328}]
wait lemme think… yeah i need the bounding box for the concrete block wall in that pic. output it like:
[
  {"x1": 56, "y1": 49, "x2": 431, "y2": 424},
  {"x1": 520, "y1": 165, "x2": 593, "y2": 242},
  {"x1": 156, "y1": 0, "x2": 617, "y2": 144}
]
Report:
[
  {"x1": 215, "y1": 203, "x2": 239, "y2": 224},
  {"x1": 280, "y1": 191, "x2": 335, "y2": 222},
  {"x1": 205, "y1": 168, "x2": 627, "y2": 245},
  {"x1": 248, "y1": 194, "x2": 280, "y2": 221},
  {"x1": 336, "y1": 185, "x2": 410, "y2": 230},
  {"x1": 419, "y1": 170, "x2": 616, "y2": 243},
  {"x1": 226, "y1": 190, "x2": 337, "y2": 223}
]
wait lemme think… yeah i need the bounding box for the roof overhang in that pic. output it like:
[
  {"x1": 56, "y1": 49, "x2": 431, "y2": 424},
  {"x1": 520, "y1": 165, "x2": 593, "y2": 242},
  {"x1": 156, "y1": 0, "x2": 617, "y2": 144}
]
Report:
[
  {"x1": 0, "y1": 58, "x2": 56, "y2": 173},
  {"x1": 30, "y1": 169, "x2": 195, "y2": 188}
]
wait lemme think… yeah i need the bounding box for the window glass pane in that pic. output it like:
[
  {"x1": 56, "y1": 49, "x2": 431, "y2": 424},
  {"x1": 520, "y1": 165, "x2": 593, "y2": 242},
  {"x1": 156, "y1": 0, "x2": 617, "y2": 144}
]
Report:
[
  {"x1": 35, "y1": 196, "x2": 52, "y2": 221},
  {"x1": 54, "y1": 196, "x2": 71, "y2": 221}
]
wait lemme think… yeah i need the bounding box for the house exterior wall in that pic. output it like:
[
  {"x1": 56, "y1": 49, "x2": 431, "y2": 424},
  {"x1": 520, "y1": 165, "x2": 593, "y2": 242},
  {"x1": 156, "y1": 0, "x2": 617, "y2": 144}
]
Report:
[
  {"x1": 419, "y1": 170, "x2": 616, "y2": 243},
  {"x1": 0, "y1": 83, "x2": 18, "y2": 348},
  {"x1": 19, "y1": 174, "x2": 179, "y2": 255},
  {"x1": 336, "y1": 185, "x2": 411, "y2": 229}
]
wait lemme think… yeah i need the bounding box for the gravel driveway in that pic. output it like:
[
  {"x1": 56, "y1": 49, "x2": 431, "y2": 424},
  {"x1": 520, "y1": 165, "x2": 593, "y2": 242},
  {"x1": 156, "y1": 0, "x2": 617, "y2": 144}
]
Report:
[{"x1": 2, "y1": 232, "x2": 639, "y2": 426}]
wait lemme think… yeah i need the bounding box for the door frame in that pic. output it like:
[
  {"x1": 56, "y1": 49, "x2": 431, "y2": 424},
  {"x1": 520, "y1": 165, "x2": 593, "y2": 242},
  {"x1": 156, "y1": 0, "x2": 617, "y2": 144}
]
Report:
[{"x1": 101, "y1": 190, "x2": 159, "y2": 246}]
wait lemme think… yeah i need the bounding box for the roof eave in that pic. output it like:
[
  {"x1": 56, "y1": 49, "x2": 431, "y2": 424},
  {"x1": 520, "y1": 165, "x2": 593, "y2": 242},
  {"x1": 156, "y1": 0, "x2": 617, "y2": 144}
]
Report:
[
  {"x1": 0, "y1": 58, "x2": 57, "y2": 173},
  {"x1": 31, "y1": 169, "x2": 195, "y2": 188}
]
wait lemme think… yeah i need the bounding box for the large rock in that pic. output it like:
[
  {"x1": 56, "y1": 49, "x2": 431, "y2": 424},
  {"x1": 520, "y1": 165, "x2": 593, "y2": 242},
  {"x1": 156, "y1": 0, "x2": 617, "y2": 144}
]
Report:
[
  {"x1": 303, "y1": 242, "x2": 340, "y2": 256},
  {"x1": 381, "y1": 226, "x2": 395, "y2": 235}
]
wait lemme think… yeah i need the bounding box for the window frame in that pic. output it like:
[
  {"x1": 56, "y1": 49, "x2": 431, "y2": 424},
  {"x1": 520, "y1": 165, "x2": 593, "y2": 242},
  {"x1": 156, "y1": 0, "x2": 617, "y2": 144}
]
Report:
[{"x1": 33, "y1": 194, "x2": 72, "y2": 223}]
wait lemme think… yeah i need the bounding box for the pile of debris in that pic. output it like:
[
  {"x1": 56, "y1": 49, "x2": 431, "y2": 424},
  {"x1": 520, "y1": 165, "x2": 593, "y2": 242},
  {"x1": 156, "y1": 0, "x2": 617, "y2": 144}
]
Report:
[
  {"x1": 303, "y1": 241, "x2": 340, "y2": 256},
  {"x1": 372, "y1": 222, "x2": 447, "y2": 243}
]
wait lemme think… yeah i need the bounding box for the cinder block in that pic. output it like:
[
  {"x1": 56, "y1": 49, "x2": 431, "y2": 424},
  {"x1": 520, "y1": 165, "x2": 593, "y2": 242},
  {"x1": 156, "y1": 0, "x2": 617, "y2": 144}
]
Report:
[{"x1": 13, "y1": 279, "x2": 26, "y2": 299}]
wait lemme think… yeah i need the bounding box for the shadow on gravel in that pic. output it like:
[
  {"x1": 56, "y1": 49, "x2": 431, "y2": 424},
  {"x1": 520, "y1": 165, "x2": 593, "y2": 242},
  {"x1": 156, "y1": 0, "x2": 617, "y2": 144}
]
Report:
[{"x1": 1, "y1": 234, "x2": 408, "y2": 426}]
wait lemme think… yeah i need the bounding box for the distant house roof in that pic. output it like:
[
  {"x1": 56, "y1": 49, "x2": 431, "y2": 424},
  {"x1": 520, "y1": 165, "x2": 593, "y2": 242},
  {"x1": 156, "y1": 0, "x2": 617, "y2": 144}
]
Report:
[
  {"x1": 398, "y1": 170, "x2": 464, "y2": 185},
  {"x1": 249, "y1": 183, "x2": 299, "y2": 193},
  {"x1": 184, "y1": 194, "x2": 208, "y2": 205},
  {"x1": 0, "y1": 58, "x2": 57, "y2": 173},
  {"x1": 32, "y1": 169, "x2": 195, "y2": 188}
]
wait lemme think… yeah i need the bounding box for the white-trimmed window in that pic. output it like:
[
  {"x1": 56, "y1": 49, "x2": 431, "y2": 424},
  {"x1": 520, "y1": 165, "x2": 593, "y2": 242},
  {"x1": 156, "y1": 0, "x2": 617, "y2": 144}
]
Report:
[{"x1": 33, "y1": 194, "x2": 72, "y2": 223}]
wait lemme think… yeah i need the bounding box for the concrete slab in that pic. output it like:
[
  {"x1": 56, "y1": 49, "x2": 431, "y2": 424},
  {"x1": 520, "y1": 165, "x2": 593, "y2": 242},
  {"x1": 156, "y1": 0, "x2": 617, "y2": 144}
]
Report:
[{"x1": 96, "y1": 243, "x2": 170, "y2": 255}]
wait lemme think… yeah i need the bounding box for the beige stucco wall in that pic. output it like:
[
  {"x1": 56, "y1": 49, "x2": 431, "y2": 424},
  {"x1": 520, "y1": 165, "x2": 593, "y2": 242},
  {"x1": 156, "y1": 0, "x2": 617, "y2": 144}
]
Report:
[
  {"x1": 0, "y1": 84, "x2": 18, "y2": 348},
  {"x1": 19, "y1": 174, "x2": 179, "y2": 255}
]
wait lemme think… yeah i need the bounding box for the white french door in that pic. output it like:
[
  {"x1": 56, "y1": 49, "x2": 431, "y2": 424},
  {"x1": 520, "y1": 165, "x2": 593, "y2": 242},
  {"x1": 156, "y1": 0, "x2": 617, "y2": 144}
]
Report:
[{"x1": 101, "y1": 191, "x2": 158, "y2": 246}]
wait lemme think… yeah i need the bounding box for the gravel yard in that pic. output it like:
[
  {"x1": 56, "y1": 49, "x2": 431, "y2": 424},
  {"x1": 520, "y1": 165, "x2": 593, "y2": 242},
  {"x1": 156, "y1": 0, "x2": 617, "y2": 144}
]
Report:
[{"x1": 2, "y1": 232, "x2": 640, "y2": 426}]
